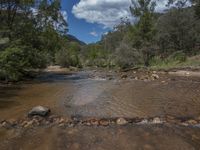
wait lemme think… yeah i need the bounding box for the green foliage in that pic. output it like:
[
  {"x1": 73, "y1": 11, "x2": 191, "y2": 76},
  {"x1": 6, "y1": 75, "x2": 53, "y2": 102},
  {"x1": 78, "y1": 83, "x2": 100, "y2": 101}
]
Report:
[
  {"x1": 0, "y1": 45, "x2": 47, "y2": 81},
  {"x1": 149, "y1": 51, "x2": 187, "y2": 69},
  {"x1": 130, "y1": 0, "x2": 157, "y2": 66},
  {"x1": 1, "y1": 0, "x2": 200, "y2": 79},
  {"x1": 115, "y1": 41, "x2": 143, "y2": 68},
  {"x1": 0, "y1": 0, "x2": 69, "y2": 81},
  {"x1": 83, "y1": 0, "x2": 200, "y2": 69},
  {"x1": 55, "y1": 42, "x2": 81, "y2": 67},
  {"x1": 194, "y1": 0, "x2": 200, "y2": 19},
  {"x1": 80, "y1": 43, "x2": 114, "y2": 68},
  {"x1": 156, "y1": 7, "x2": 199, "y2": 55},
  {"x1": 168, "y1": 51, "x2": 187, "y2": 62}
]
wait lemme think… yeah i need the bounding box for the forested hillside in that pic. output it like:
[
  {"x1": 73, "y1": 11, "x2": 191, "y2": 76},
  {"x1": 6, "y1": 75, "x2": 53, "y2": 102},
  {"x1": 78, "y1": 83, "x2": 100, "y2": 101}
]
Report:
[
  {"x1": 0, "y1": 0, "x2": 200, "y2": 81},
  {"x1": 81, "y1": 0, "x2": 200, "y2": 69}
]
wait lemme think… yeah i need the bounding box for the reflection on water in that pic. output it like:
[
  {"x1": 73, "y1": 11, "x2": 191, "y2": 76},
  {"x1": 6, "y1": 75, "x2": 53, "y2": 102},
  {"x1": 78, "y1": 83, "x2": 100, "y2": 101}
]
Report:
[{"x1": 0, "y1": 100, "x2": 20, "y2": 109}]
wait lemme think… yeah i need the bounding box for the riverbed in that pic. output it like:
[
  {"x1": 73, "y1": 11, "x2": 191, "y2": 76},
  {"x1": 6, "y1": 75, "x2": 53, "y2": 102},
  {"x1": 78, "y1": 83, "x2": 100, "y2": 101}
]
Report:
[{"x1": 0, "y1": 69, "x2": 200, "y2": 149}]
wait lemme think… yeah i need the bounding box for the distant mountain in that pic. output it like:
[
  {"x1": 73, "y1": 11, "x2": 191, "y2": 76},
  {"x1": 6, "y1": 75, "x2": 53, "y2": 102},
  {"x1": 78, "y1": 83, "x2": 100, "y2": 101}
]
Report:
[{"x1": 67, "y1": 34, "x2": 86, "y2": 45}]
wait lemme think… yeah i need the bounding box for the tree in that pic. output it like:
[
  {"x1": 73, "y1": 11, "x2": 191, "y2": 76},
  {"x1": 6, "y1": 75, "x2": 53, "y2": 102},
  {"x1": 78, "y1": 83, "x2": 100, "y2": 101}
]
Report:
[
  {"x1": 130, "y1": 0, "x2": 157, "y2": 66},
  {"x1": 0, "y1": 0, "x2": 69, "y2": 81},
  {"x1": 194, "y1": 0, "x2": 200, "y2": 18},
  {"x1": 55, "y1": 42, "x2": 81, "y2": 67},
  {"x1": 156, "y1": 7, "x2": 199, "y2": 55},
  {"x1": 167, "y1": 0, "x2": 200, "y2": 18}
]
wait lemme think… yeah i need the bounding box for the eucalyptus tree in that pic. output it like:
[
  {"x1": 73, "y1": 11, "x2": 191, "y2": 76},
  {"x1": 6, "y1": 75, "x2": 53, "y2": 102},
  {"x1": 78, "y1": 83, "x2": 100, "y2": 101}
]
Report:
[
  {"x1": 0, "y1": 0, "x2": 69, "y2": 81},
  {"x1": 167, "y1": 0, "x2": 200, "y2": 18},
  {"x1": 130, "y1": 0, "x2": 157, "y2": 66}
]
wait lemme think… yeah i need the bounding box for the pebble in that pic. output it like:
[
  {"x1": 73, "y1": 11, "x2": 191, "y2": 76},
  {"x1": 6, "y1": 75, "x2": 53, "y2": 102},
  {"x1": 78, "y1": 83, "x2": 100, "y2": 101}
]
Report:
[
  {"x1": 138, "y1": 119, "x2": 149, "y2": 124},
  {"x1": 23, "y1": 121, "x2": 33, "y2": 128},
  {"x1": 116, "y1": 118, "x2": 128, "y2": 125},
  {"x1": 59, "y1": 118, "x2": 65, "y2": 124},
  {"x1": 58, "y1": 123, "x2": 65, "y2": 127},
  {"x1": 181, "y1": 122, "x2": 189, "y2": 126},
  {"x1": 187, "y1": 120, "x2": 198, "y2": 125},
  {"x1": 152, "y1": 117, "x2": 163, "y2": 124},
  {"x1": 99, "y1": 120, "x2": 109, "y2": 126},
  {"x1": 151, "y1": 74, "x2": 159, "y2": 79},
  {"x1": 90, "y1": 119, "x2": 99, "y2": 126},
  {"x1": 1, "y1": 121, "x2": 8, "y2": 128}
]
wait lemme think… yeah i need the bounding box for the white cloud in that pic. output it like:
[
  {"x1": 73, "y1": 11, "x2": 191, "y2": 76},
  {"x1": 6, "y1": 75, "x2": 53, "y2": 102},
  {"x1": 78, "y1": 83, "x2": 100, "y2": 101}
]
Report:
[
  {"x1": 89, "y1": 31, "x2": 98, "y2": 37},
  {"x1": 72, "y1": 0, "x2": 170, "y2": 29},
  {"x1": 72, "y1": 0, "x2": 132, "y2": 28}
]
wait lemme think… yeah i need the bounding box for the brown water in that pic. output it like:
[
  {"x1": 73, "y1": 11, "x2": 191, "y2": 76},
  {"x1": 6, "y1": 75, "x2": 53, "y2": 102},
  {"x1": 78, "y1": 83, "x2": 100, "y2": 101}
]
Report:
[
  {"x1": 1, "y1": 125, "x2": 200, "y2": 150},
  {"x1": 0, "y1": 71, "x2": 200, "y2": 149}
]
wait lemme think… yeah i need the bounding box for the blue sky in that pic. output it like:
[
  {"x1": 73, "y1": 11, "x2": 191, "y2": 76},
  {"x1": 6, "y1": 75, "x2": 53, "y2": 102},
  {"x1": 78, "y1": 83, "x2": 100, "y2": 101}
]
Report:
[
  {"x1": 61, "y1": 0, "x2": 108, "y2": 44},
  {"x1": 61, "y1": 0, "x2": 170, "y2": 44}
]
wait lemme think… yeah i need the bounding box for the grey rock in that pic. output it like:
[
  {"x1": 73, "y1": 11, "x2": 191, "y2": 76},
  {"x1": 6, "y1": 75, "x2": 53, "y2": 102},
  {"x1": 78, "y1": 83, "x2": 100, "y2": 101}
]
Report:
[{"x1": 28, "y1": 106, "x2": 50, "y2": 117}]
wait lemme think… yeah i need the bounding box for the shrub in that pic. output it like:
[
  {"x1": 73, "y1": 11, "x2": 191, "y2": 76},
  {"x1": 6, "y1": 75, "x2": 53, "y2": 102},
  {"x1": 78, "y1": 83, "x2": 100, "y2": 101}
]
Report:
[
  {"x1": 115, "y1": 41, "x2": 143, "y2": 69},
  {"x1": 168, "y1": 51, "x2": 187, "y2": 62},
  {"x1": 55, "y1": 48, "x2": 81, "y2": 68},
  {"x1": 149, "y1": 51, "x2": 187, "y2": 69},
  {"x1": 0, "y1": 45, "x2": 47, "y2": 81}
]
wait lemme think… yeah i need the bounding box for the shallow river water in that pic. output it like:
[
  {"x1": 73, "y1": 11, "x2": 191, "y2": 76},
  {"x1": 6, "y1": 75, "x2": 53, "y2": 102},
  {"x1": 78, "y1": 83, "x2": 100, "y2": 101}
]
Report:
[{"x1": 0, "y1": 71, "x2": 200, "y2": 150}]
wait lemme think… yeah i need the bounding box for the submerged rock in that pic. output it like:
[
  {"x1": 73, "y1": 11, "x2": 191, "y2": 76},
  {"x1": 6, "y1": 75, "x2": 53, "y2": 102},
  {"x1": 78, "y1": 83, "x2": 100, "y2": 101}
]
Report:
[
  {"x1": 152, "y1": 117, "x2": 163, "y2": 124},
  {"x1": 116, "y1": 118, "x2": 128, "y2": 125},
  {"x1": 99, "y1": 120, "x2": 109, "y2": 126},
  {"x1": 28, "y1": 106, "x2": 50, "y2": 117},
  {"x1": 138, "y1": 119, "x2": 149, "y2": 125}
]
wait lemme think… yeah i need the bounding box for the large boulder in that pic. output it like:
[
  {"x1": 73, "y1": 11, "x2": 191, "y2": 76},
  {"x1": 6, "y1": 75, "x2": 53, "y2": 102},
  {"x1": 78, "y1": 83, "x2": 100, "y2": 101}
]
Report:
[{"x1": 28, "y1": 106, "x2": 50, "y2": 117}]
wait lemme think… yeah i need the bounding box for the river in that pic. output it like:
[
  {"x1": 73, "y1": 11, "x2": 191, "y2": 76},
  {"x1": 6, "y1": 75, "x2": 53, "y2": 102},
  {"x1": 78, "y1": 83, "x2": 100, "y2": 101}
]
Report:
[{"x1": 0, "y1": 70, "x2": 200, "y2": 149}]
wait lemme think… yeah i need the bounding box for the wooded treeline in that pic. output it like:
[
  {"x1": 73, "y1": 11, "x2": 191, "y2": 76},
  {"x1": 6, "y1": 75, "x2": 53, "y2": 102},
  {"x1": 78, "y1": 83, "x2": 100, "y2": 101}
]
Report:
[
  {"x1": 80, "y1": 0, "x2": 200, "y2": 68},
  {"x1": 0, "y1": 0, "x2": 72, "y2": 81},
  {"x1": 0, "y1": 0, "x2": 200, "y2": 81}
]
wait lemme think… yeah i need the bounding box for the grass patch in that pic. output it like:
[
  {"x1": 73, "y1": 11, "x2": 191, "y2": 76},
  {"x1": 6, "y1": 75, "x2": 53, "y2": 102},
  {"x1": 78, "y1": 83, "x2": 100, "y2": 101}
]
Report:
[{"x1": 149, "y1": 53, "x2": 200, "y2": 70}]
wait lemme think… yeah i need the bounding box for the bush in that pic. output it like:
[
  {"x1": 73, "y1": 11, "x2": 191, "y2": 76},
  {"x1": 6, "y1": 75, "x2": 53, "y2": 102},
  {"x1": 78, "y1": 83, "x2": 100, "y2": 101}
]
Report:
[
  {"x1": 149, "y1": 51, "x2": 187, "y2": 69},
  {"x1": 55, "y1": 48, "x2": 81, "y2": 68},
  {"x1": 115, "y1": 41, "x2": 143, "y2": 69},
  {"x1": 0, "y1": 45, "x2": 47, "y2": 81},
  {"x1": 55, "y1": 49, "x2": 69, "y2": 67},
  {"x1": 168, "y1": 51, "x2": 186, "y2": 62},
  {"x1": 0, "y1": 47, "x2": 27, "y2": 81}
]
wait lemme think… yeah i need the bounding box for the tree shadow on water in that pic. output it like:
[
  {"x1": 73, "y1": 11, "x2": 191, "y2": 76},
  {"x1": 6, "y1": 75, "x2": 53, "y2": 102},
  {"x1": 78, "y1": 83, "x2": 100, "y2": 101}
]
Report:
[
  {"x1": 0, "y1": 86, "x2": 20, "y2": 97},
  {"x1": 0, "y1": 86, "x2": 21, "y2": 109},
  {"x1": 0, "y1": 100, "x2": 20, "y2": 109}
]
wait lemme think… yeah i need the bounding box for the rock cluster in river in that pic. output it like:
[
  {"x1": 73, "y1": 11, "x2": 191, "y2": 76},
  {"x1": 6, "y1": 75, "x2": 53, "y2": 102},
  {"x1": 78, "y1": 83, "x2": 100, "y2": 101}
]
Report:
[
  {"x1": 88, "y1": 69, "x2": 164, "y2": 82},
  {"x1": 1, "y1": 115, "x2": 200, "y2": 129},
  {"x1": 119, "y1": 70, "x2": 162, "y2": 81}
]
